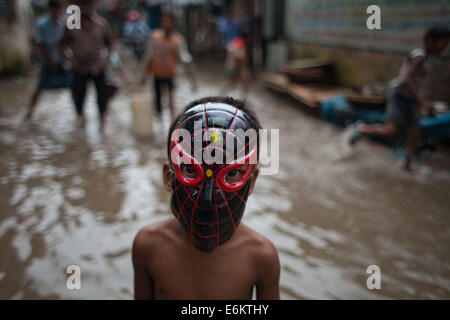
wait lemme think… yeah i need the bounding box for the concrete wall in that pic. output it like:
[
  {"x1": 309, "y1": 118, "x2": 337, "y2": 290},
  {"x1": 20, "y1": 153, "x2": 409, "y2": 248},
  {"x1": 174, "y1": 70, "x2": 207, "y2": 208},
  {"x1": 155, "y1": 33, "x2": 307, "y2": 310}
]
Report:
[
  {"x1": 284, "y1": 0, "x2": 450, "y2": 55},
  {"x1": 289, "y1": 43, "x2": 403, "y2": 85},
  {"x1": 0, "y1": 0, "x2": 33, "y2": 74},
  {"x1": 289, "y1": 43, "x2": 450, "y2": 103},
  {"x1": 284, "y1": 0, "x2": 450, "y2": 103}
]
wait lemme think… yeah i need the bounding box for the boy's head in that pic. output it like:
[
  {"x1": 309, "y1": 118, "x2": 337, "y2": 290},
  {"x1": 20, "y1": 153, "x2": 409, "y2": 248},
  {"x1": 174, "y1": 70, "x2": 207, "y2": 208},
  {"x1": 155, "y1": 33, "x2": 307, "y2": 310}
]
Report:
[
  {"x1": 163, "y1": 97, "x2": 261, "y2": 252},
  {"x1": 424, "y1": 25, "x2": 450, "y2": 56},
  {"x1": 128, "y1": 10, "x2": 140, "y2": 22},
  {"x1": 160, "y1": 11, "x2": 176, "y2": 34},
  {"x1": 48, "y1": 0, "x2": 62, "y2": 20}
]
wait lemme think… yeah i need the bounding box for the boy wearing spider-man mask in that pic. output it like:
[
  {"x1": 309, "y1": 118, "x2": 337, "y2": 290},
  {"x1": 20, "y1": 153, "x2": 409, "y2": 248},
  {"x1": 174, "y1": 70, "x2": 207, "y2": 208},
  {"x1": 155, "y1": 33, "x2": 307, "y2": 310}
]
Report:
[{"x1": 132, "y1": 97, "x2": 280, "y2": 300}]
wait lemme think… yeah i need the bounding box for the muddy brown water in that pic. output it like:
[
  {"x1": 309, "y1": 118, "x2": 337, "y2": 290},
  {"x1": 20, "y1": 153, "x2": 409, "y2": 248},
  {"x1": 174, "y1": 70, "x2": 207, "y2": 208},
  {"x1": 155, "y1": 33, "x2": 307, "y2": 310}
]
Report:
[{"x1": 0, "y1": 65, "x2": 449, "y2": 299}]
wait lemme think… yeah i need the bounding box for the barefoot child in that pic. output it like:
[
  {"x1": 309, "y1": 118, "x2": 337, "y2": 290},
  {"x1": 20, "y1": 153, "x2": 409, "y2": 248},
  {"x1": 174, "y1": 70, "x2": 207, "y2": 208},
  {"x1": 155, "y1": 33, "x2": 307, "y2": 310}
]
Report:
[
  {"x1": 350, "y1": 26, "x2": 449, "y2": 170},
  {"x1": 132, "y1": 96, "x2": 280, "y2": 299}
]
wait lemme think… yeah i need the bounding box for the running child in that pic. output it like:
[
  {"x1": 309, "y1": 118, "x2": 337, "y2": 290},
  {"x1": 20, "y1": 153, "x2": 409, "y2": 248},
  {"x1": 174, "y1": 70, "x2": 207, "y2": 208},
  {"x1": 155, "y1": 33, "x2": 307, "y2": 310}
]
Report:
[{"x1": 350, "y1": 26, "x2": 449, "y2": 171}]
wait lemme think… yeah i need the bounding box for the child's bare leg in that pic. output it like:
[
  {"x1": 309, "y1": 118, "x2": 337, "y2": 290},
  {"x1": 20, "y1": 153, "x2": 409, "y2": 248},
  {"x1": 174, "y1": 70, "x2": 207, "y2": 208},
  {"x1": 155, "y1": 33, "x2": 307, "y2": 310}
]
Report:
[
  {"x1": 240, "y1": 69, "x2": 251, "y2": 101},
  {"x1": 350, "y1": 121, "x2": 397, "y2": 145},
  {"x1": 168, "y1": 88, "x2": 175, "y2": 121},
  {"x1": 220, "y1": 75, "x2": 238, "y2": 95},
  {"x1": 71, "y1": 75, "x2": 87, "y2": 128},
  {"x1": 99, "y1": 113, "x2": 106, "y2": 133},
  {"x1": 24, "y1": 89, "x2": 41, "y2": 121},
  {"x1": 358, "y1": 122, "x2": 397, "y2": 137},
  {"x1": 403, "y1": 126, "x2": 420, "y2": 171}
]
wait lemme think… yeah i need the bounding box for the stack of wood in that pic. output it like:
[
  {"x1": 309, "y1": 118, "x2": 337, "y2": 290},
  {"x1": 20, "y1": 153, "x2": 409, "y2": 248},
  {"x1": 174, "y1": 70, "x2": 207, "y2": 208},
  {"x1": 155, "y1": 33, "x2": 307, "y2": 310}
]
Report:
[
  {"x1": 260, "y1": 58, "x2": 386, "y2": 109},
  {"x1": 282, "y1": 58, "x2": 336, "y2": 85}
]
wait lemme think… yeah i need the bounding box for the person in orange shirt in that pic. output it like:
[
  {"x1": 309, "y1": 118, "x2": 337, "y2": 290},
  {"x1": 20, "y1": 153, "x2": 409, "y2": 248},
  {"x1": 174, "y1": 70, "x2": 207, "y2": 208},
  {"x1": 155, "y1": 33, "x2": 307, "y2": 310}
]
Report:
[{"x1": 141, "y1": 12, "x2": 197, "y2": 121}]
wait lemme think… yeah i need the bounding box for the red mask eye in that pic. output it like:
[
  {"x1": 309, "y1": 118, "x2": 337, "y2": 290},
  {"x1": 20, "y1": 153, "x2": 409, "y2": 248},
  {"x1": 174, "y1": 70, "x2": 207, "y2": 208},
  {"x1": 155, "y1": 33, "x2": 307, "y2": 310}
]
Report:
[
  {"x1": 171, "y1": 143, "x2": 203, "y2": 186},
  {"x1": 216, "y1": 147, "x2": 256, "y2": 192}
]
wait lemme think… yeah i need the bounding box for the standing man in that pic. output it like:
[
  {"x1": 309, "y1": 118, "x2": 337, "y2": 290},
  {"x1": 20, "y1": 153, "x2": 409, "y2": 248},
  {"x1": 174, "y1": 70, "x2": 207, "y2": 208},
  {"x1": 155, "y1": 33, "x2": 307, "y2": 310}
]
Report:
[
  {"x1": 141, "y1": 12, "x2": 196, "y2": 121},
  {"x1": 59, "y1": 0, "x2": 114, "y2": 131},
  {"x1": 24, "y1": 0, "x2": 72, "y2": 122}
]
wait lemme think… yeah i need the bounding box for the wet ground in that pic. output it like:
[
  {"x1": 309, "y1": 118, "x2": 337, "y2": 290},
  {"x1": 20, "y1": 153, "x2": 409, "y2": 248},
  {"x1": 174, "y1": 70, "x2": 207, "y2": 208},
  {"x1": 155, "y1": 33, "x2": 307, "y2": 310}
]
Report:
[{"x1": 1, "y1": 57, "x2": 450, "y2": 299}]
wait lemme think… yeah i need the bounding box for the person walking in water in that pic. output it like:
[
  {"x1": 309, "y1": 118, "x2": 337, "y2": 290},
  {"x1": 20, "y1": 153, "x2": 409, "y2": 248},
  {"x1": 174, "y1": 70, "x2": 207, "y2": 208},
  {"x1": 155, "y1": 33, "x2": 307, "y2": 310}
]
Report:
[
  {"x1": 140, "y1": 11, "x2": 197, "y2": 122},
  {"x1": 220, "y1": 34, "x2": 251, "y2": 100},
  {"x1": 24, "y1": 0, "x2": 72, "y2": 122},
  {"x1": 59, "y1": 0, "x2": 114, "y2": 131}
]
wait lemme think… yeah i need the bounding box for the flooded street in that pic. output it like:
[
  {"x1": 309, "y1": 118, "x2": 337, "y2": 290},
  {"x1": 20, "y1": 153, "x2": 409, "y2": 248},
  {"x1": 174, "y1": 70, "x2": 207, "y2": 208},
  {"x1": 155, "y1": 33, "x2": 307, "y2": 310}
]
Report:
[{"x1": 1, "y1": 63, "x2": 450, "y2": 300}]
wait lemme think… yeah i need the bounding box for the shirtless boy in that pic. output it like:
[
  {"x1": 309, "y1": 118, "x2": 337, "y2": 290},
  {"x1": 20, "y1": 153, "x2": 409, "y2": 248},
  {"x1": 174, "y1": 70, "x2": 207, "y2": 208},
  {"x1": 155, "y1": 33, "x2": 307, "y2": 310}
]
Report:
[
  {"x1": 350, "y1": 26, "x2": 449, "y2": 170},
  {"x1": 132, "y1": 96, "x2": 280, "y2": 299}
]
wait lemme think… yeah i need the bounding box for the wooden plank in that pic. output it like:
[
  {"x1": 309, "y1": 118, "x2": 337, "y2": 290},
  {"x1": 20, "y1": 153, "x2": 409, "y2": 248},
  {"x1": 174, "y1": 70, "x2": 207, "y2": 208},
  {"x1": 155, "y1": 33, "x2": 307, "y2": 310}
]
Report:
[
  {"x1": 346, "y1": 91, "x2": 386, "y2": 104},
  {"x1": 261, "y1": 71, "x2": 387, "y2": 109},
  {"x1": 282, "y1": 68, "x2": 326, "y2": 84},
  {"x1": 289, "y1": 84, "x2": 347, "y2": 107},
  {"x1": 260, "y1": 72, "x2": 347, "y2": 108},
  {"x1": 346, "y1": 91, "x2": 386, "y2": 110},
  {"x1": 283, "y1": 58, "x2": 332, "y2": 69},
  {"x1": 260, "y1": 72, "x2": 291, "y2": 94}
]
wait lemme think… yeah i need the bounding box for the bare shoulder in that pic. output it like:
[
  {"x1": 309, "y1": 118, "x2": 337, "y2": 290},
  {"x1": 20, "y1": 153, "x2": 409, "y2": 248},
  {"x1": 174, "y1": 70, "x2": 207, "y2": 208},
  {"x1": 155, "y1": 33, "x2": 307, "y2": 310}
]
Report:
[
  {"x1": 236, "y1": 224, "x2": 279, "y2": 263},
  {"x1": 238, "y1": 224, "x2": 280, "y2": 289},
  {"x1": 94, "y1": 15, "x2": 110, "y2": 28},
  {"x1": 151, "y1": 28, "x2": 164, "y2": 38},
  {"x1": 174, "y1": 31, "x2": 186, "y2": 42},
  {"x1": 132, "y1": 218, "x2": 180, "y2": 257}
]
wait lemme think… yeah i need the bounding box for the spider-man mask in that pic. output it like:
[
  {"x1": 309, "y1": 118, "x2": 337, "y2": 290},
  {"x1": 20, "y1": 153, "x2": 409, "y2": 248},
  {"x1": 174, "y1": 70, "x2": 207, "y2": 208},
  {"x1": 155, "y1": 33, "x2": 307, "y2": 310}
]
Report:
[{"x1": 168, "y1": 102, "x2": 259, "y2": 252}]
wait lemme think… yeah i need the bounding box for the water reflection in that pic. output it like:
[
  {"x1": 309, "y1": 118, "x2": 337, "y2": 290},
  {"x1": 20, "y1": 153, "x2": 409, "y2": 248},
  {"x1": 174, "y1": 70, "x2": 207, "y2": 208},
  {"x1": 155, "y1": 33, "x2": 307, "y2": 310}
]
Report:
[{"x1": 0, "y1": 68, "x2": 449, "y2": 299}]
